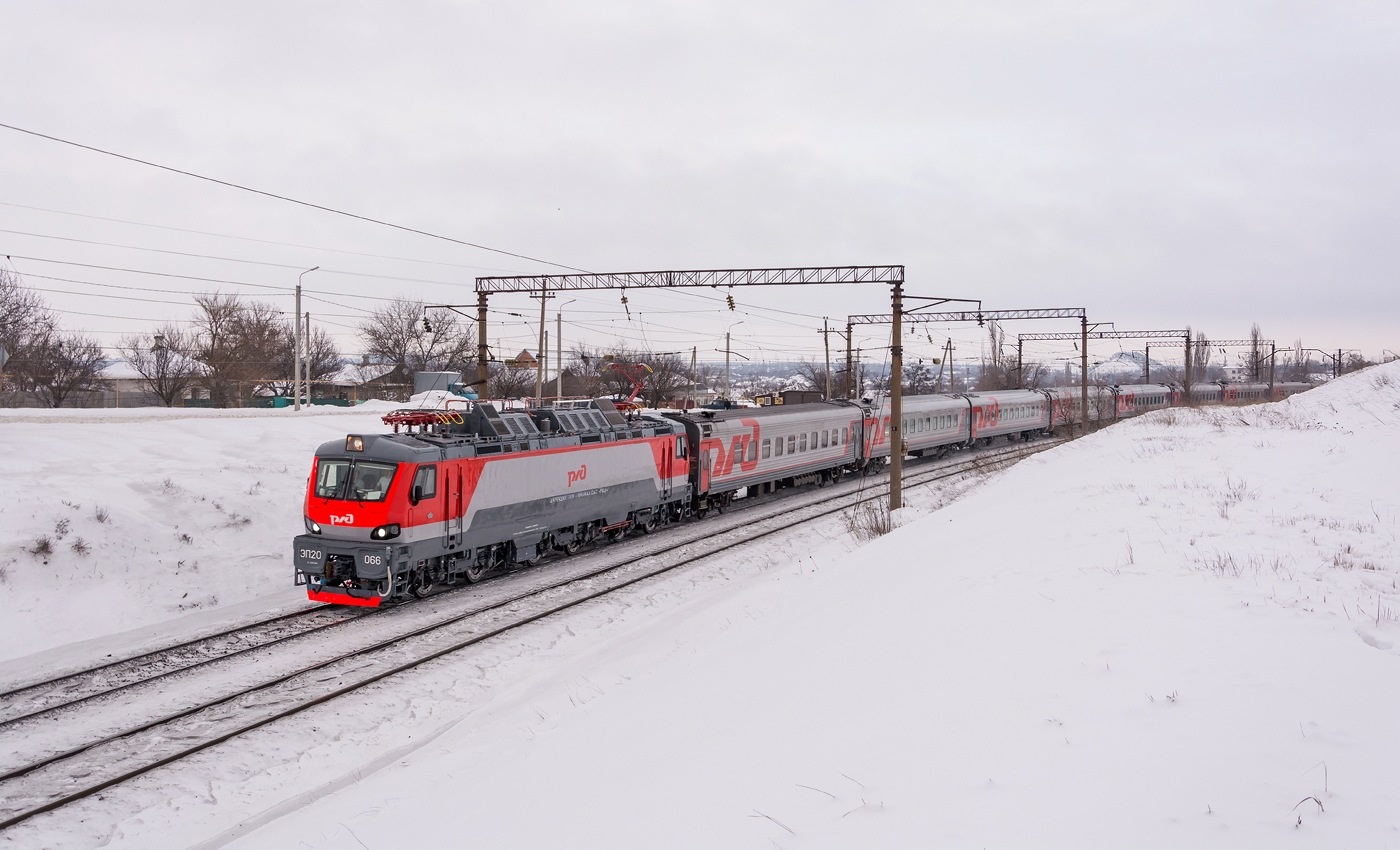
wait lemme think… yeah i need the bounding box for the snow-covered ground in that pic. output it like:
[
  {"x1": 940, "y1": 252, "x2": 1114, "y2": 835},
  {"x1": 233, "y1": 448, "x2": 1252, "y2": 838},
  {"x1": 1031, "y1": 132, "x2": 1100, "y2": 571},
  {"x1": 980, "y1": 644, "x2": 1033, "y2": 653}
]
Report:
[{"x1": 2, "y1": 366, "x2": 1398, "y2": 848}]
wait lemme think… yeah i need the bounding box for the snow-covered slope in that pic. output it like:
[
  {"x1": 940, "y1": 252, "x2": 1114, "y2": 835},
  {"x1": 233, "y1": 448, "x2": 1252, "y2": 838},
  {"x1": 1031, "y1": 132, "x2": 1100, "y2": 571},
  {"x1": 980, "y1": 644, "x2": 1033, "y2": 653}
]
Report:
[{"x1": 2, "y1": 364, "x2": 1398, "y2": 849}]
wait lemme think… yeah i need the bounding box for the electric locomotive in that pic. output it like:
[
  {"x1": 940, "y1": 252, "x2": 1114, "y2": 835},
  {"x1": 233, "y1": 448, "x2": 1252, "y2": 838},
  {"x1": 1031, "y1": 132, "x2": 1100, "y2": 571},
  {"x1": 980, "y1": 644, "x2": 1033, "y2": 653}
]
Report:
[{"x1": 292, "y1": 398, "x2": 692, "y2": 606}]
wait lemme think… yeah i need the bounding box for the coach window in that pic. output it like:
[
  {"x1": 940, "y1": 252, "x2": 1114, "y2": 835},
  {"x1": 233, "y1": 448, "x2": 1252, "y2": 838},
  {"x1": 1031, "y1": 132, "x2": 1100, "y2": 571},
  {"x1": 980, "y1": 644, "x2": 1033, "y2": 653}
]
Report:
[
  {"x1": 411, "y1": 464, "x2": 437, "y2": 500},
  {"x1": 762, "y1": 438, "x2": 771, "y2": 459}
]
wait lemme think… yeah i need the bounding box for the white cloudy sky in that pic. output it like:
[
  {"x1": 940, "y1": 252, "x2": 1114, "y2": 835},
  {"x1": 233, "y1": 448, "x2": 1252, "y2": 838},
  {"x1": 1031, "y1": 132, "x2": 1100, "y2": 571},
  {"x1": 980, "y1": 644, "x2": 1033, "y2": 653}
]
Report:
[{"x1": 2, "y1": 0, "x2": 1396, "y2": 373}]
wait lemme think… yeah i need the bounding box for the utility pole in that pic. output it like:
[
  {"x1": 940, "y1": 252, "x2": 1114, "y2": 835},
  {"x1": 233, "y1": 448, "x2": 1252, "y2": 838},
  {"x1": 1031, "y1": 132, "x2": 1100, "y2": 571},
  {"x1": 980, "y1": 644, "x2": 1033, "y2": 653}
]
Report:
[
  {"x1": 823, "y1": 317, "x2": 832, "y2": 400},
  {"x1": 295, "y1": 266, "x2": 318, "y2": 410},
  {"x1": 936, "y1": 339, "x2": 953, "y2": 392},
  {"x1": 1183, "y1": 330, "x2": 1193, "y2": 406},
  {"x1": 1080, "y1": 315, "x2": 1089, "y2": 434},
  {"x1": 476, "y1": 291, "x2": 489, "y2": 392},
  {"x1": 304, "y1": 311, "x2": 311, "y2": 402},
  {"x1": 532, "y1": 286, "x2": 550, "y2": 406},
  {"x1": 890, "y1": 280, "x2": 904, "y2": 511},
  {"x1": 844, "y1": 321, "x2": 854, "y2": 398},
  {"x1": 724, "y1": 331, "x2": 732, "y2": 401}
]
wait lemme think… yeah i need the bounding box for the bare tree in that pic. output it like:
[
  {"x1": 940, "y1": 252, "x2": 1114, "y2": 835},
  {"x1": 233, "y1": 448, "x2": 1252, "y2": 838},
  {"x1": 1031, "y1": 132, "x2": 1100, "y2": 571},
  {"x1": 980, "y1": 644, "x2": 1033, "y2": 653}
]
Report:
[
  {"x1": 117, "y1": 325, "x2": 202, "y2": 406},
  {"x1": 28, "y1": 332, "x2": 106, "y2": 408},
  {"x1": 1248, "y1": 323, "x2": 1264, "y2": 381},
  {"x1": 903, "y1": 358, "x2": 938, "y2": 393},
  {"x1": 1192, "y1": 331, "x2": 1212, "y2": 384},
  {"x1": 270, "y1": 324, "x2": 342, "y2": 398},
  {"x1": 638, "y1": 353, "x2": 690, "y2": 408},
  {"x1": 359, "y1": 299, "x2": 476, "y2": 381},
  {"x1": 0, "y1": 268, "x2": 57, "y2": 401},
  {"x1": 188, "y1": 293, "x2": 289, "y2": 407},
  {"x1": 488, "y1": 360, "x2": 536, "y2": 399},
  {"x1": 1341, "y1": 352, "x2": 1373, "y2": 374},
  {"x1": 793, "y1": 360, "x2": 832, "y2": 398},
  {"x1": 977, "y1": 321, "x2": 1016, "y2": 390}
]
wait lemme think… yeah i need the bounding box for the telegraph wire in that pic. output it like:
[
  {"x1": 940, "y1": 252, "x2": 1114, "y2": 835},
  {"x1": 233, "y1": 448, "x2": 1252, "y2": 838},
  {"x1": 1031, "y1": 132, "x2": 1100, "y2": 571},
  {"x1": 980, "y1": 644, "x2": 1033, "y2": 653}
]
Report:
[{"x1": 0, "y1": 121, "x2": 588, "y2": 272}]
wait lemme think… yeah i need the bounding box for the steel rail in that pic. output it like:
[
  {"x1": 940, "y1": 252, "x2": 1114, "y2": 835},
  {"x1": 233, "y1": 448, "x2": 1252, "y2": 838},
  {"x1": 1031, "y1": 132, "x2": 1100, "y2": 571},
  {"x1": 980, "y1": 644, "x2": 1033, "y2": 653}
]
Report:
[{"x1": 0, "y1": 439, "x2": 1060, "y2": 831}]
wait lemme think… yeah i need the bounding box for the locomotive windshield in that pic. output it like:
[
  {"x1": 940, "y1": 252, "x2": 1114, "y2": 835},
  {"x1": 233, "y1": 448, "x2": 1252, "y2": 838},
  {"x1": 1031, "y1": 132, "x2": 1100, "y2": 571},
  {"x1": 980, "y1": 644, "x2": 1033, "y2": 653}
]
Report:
[{"x1": 315, "y1": 459, "x2": 398, "y2": 502}]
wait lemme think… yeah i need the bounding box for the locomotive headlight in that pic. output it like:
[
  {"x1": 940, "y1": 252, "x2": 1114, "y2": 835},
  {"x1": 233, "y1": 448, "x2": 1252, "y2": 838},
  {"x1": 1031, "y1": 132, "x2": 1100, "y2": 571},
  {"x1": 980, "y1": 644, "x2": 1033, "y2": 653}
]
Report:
[
  {"x1": 304, "y1": 517, "x2": 322, "y2": 534},
  {"x1": 371, "y1": 523, "x2": 401, "y2": 540},
  {"x1": 346, "y1": 435, "x2": 365, "y2": 452}
]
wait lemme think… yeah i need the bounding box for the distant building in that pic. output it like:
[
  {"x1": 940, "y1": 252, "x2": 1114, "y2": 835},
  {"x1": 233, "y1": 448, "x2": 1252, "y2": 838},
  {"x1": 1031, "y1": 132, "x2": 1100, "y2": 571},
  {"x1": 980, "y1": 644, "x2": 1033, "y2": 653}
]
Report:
[
  {"x1": 754, "y1": 389, "x2": 824, "y2": 406},
  {"x1": 664, "y1": 382, "x2": 718, "y2": 409}
]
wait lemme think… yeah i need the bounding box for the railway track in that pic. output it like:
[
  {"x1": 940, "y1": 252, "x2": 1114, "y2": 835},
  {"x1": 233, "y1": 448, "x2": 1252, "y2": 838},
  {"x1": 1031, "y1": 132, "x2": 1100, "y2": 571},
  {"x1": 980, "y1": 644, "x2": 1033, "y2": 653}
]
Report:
[
  {"x1": 0, "y1": 605, "x2": 370, "y2": 725},
  {"x1": 0, "y1": 437, "x2": 1059, "y2": 832}
]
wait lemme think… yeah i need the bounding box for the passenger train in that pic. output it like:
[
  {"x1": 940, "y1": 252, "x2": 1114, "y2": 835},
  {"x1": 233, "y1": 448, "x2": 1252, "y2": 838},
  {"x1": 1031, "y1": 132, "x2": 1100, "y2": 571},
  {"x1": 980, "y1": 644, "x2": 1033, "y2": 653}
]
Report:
[{"x1": 292, "y1": 380, "x2": 1311, "y2": 606}]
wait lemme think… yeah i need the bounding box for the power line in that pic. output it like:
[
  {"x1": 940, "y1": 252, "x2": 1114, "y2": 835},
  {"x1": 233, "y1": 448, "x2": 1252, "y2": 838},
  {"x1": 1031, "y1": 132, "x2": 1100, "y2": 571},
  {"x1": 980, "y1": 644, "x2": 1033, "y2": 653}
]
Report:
[
  {"x1": 5, "y1": 253, "x2": 399, "y2": 304},
  {"x1": 0, "y1": 228, "x2": 472, "y2": 287},
  {"x1": 0, "y1": 121, "x2": 588, "y2": 272},
  {"x1": 0, "y1": 200, "x2": 527, "y2": 273}
]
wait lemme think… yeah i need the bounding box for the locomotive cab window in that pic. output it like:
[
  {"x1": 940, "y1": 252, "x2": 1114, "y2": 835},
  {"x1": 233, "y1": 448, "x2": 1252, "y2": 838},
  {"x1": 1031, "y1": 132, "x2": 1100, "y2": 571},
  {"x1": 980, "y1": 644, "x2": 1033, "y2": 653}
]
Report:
[
  {"x1": 348, "y1": 461, "x2": 397, "y2": 502},
  {"x1": 314, "y1": 459, "x2": 351, "y2": 499},
  {"x1": 411, "y1": 464, "x2": 437, "y2": 502}
]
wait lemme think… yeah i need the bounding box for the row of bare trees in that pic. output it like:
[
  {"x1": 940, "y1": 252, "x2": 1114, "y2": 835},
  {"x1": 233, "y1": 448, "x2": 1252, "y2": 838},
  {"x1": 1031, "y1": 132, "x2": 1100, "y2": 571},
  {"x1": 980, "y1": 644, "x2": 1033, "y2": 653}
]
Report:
[
  {"x1": 1, "y1": 269, "x2": 106, "y2": 407},
  {"x1": 2, "y1": 269, "x2": 713, "y2": 408},
  {"x1": 4, "y1": 264, "x2": 1383, "y2": 409}
]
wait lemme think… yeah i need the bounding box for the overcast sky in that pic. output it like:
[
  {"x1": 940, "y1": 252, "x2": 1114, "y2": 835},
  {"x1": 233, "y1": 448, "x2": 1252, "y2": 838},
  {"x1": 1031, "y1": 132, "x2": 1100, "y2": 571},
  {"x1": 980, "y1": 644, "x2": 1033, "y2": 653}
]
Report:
[{"x1": 3, "y1": 0, "x2": 1396, "y2": 375}]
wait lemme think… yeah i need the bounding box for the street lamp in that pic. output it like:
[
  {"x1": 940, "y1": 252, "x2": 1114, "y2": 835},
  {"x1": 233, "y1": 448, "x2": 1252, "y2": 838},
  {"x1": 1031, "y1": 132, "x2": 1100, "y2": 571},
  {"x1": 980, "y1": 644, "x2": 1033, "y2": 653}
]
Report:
[
  {"x1": 295, "y1": 266, "x2": 319, "y2": 411},
  {"x1": 556, "y1": 299, "x2": 576, "y2": 401},
  {"x1": 722, "y1": 320, "x2": 745, "y2": 402}
]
